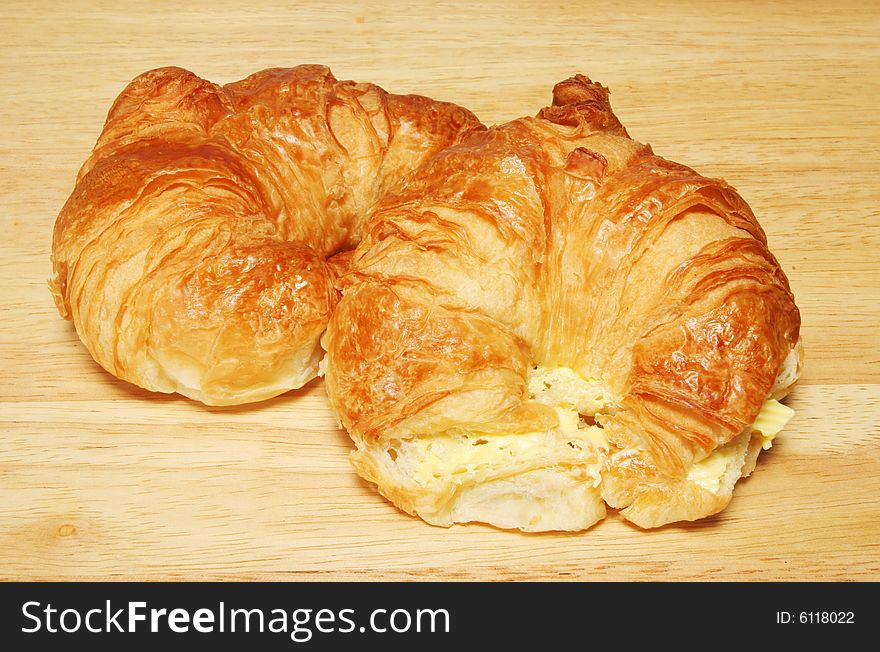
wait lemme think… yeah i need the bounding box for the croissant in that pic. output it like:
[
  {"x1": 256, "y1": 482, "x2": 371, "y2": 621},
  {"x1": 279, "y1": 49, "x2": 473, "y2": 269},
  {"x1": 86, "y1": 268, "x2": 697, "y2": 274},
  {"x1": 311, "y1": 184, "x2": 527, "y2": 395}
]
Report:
[
  {"x1": 322, "y1": 75, "x2": 802, "y2": 530},
  {"x1": 50, "y1": 66, "x2": 479, "y2": 405},
  {"x1": 52, "y1": 67, "x2": 802, "y2": 531}
]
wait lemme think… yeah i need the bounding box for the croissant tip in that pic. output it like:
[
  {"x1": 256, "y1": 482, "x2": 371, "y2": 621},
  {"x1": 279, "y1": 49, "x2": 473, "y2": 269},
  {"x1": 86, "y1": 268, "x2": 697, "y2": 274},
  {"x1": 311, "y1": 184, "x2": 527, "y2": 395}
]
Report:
[
  {"x1": 536, "y1": 74, "x2": 621, "y2": 132},
  {"x1": 551, "y1": 75, "x2": 611, "y2": 108}
]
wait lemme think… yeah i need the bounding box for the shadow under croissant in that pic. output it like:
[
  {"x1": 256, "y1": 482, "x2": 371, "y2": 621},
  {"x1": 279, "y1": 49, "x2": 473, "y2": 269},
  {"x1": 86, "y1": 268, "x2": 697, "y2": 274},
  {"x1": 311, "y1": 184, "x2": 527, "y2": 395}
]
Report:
[
  {"x1": 200, "y1": 382, "x2": 322, "y2": 415},
  {"x1": 92, "y1": 362, "x2": 323, "y2": 412},
  {"x1": 61, "y1": 314, "x2": 769, "y2": 535},
  {"x1": 68, "y1": 332, "x2": 324, "y2": 413}
]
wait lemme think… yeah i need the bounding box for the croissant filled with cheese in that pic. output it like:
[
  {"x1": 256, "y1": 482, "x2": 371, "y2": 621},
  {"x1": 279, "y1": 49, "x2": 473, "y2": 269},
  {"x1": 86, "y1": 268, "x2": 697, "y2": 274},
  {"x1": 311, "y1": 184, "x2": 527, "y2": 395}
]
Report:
[
  {"x1": 52, "y1": 67, "x2": 801, "y2": 530},
  {"x1": 322, "y1": 75, "x2": 802, "y2": 530}
]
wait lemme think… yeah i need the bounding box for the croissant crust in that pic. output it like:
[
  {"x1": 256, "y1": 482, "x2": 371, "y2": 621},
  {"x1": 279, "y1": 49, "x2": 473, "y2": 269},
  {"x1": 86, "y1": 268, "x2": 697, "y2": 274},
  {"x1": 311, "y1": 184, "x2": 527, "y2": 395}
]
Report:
[
  {"x1": 51, "y1": 65, "x2": 480, "y2": 405},
  {"x1": 52, "y1": 68, "x2": 801, "y2": 530},
  {"x1": 322, "y1": 74, "x2": 801, "y2": 530}
]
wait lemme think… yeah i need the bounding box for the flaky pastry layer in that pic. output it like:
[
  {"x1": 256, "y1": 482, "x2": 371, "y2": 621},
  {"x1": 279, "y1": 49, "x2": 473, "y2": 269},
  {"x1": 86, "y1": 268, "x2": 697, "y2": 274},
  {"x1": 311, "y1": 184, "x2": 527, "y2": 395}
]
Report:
[
  {"x1": 323, "y1": 75, "x2": 802, "y2": 530},
  {"x1": 52, "y1": 68, "x2": 802, "y2": 530},
  {"x1": 51, "y1": 66, "x2": 479, "y2": 404}
]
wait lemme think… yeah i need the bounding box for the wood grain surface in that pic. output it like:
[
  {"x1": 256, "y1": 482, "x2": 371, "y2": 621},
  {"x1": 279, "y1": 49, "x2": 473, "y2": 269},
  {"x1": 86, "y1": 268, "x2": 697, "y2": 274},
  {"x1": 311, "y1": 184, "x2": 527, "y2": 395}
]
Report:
[{"x1": 1, "y1": 0, "x2": 878, "y2": 581}]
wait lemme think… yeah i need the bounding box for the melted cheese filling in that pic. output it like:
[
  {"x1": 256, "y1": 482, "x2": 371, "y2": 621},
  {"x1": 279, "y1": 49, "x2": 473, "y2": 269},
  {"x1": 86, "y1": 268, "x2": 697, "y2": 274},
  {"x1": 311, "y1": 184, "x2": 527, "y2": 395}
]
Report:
[
  {"x1": 686, "y1": 440, "x2": 743, "y2": 494},
  {"x1": 409, "y1": 367, "x2": 610, "y2": 487},
  {"x1": 405, "y1": 364, "x2": 796, "y2": 497},
  {"x1": 752, "y1": 398, "x2": 795, "y2": 450},
  {"x1": 527, "y1": 366, "x2": 614, "y2": 416},
  {"x1": 687, "y1": 398, "x2": 796, "y2": 493}
]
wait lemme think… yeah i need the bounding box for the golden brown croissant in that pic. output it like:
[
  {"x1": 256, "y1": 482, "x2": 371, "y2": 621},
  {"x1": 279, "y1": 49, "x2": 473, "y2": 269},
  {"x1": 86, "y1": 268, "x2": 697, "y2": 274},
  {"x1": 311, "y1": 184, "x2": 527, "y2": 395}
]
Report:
[
  {"x1": 52, "y1": 67, "x2": 802, "y2": 531},
  {"x1": 50, "y1": 66, "x2": 480, "y2": 404},
  {"x1": 323, "y1": 75, "x2": 802, "y2": 530}
]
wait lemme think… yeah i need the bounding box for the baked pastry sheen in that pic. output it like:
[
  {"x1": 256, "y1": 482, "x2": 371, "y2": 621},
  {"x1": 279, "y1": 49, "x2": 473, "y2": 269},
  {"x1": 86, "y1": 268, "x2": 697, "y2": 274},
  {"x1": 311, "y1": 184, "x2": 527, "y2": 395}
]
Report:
[
  {"x1": 52, "y1": 67, "x2": 802, "y2": 530},
  {"x1": 51, "y1": 66, "x2": 479, "y2": 404},
  {"x1": 322, "y1": 75, "x2": 802, "y2": 530}
]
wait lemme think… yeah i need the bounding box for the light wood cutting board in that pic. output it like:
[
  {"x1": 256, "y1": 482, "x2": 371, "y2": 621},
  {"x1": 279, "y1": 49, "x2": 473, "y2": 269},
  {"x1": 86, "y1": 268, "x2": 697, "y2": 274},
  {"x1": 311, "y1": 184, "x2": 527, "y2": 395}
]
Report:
[{"x1": 2, "y1": 0, "x2": 878, "y2": 580}]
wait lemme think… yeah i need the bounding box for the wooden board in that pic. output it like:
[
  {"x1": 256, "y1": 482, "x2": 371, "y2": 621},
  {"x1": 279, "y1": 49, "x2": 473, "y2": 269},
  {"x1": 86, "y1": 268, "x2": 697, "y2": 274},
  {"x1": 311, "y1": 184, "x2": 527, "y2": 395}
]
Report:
[{"x1": 2, "y1": 0, "x2": 878, "y2": 581}]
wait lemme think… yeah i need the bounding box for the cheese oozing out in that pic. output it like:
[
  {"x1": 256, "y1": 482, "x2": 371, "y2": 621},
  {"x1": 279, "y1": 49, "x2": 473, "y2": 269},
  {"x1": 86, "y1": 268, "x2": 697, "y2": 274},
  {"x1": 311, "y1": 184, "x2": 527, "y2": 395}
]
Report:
[
  {"x1": 401, "y1": 361, "x2": 796, "y2": 498},
  {"x1": 686, "y1": 436, "x2": 747, "y2": 494},
  {"x1": 686, "y1": 398, "x2": 796, "y2": 494},
  {"x1": 406, "y1": 366, "x2": 611, "y2": 487},
  {"x1": 752, "y1": 398, "x2": 795, "y2": 450}
]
